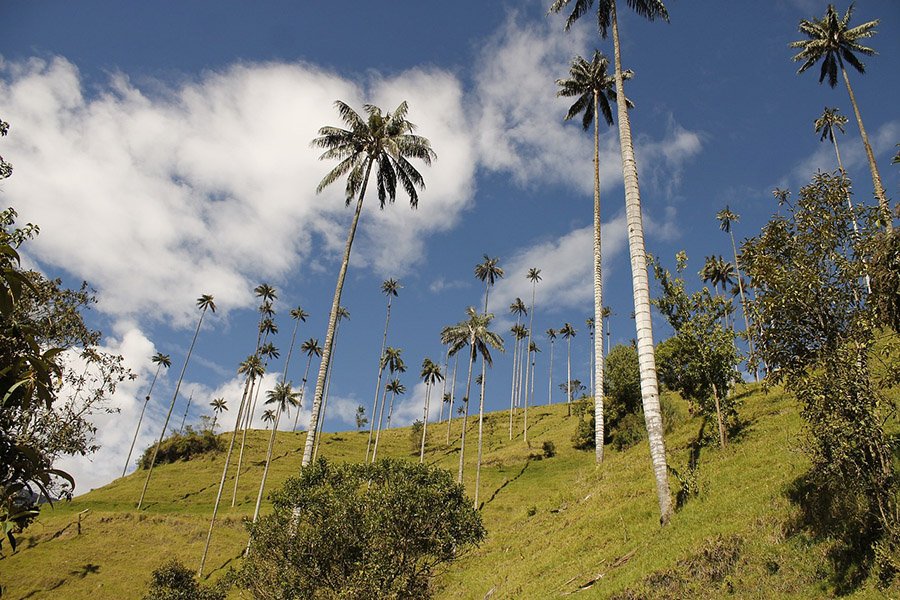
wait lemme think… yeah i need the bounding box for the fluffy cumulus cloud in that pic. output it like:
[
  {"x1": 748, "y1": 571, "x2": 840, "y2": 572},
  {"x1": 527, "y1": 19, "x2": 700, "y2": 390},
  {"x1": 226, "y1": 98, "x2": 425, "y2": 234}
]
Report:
[{"x1": 0, "y1": 57, "x2": 476, "y2": 326}]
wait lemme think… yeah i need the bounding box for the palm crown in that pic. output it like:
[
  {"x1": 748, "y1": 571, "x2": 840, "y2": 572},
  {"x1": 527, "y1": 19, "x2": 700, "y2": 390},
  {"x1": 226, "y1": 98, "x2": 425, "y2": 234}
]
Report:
[
  {"x1": 557, "y1": 50, "x2": 632, "y2": 130},
  {"x1": 790, "y1": 3, "x2": 878, "y2": 88},
  {"x1": 814, "y1": 106, "x2": 848, "y2": 143},
  {"x1": 549, "y1": 0, "x2": 668, "y2": 38},
  {"x1": 312, "y1": 101, "x2": 436, "y2": 207}
]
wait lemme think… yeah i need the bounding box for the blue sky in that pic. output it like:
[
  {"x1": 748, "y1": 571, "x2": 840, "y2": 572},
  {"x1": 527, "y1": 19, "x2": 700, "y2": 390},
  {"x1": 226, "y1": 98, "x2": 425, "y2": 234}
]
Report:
[{"x1": 1, "y1": 0, "x2": 897, "y2": 493}]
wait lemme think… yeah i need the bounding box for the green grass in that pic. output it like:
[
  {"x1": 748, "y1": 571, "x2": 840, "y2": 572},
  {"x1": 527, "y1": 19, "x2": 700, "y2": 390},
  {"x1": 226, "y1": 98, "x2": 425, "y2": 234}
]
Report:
[{"x1": 2, "y1": 385, "x2": 898, "y2": 599}]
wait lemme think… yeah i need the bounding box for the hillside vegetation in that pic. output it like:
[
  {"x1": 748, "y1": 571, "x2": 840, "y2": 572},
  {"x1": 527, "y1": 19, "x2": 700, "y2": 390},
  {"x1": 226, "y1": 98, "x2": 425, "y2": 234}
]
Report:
[{"x1": 3, "y1": 384, "x2": 898, "y2": 599}]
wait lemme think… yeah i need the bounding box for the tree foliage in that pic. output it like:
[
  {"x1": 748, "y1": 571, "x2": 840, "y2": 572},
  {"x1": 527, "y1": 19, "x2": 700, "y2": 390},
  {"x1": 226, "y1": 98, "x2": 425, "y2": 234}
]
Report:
[
  {"x1": 742, "y1": 172, "x2": 898, "y2": 586},
  {"x1": 143, "y1": 559, "x2": 225, "y2": 600},
  {"x1": 237, "y1": 458, "x2": 485, "y2": 599},
  {"x1": 137, "y1": 427, "x2": 223, "y2": 469}
]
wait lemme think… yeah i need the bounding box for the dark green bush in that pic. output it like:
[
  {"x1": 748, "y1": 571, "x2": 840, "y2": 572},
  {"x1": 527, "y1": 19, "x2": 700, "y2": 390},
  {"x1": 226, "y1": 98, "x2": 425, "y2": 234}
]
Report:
[
  {"x1": 138, "y1": 427, "x2": 222, "y2": 469},
  {"x1": 143, "y1": 559, "x2": 225, "y2": 600},
  {"x1": 542, "y1": 441, "x2": 556, "y2": 458},
  {"x1": 609, "y1": 412, "x2": 646, "y2": 451}
]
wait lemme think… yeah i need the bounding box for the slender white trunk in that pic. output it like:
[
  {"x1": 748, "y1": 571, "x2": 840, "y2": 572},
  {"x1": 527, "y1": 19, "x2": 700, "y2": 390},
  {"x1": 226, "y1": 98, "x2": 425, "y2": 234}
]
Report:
[
  {"x1": 458, "y1": 342, "x2": 475, "y2": 483},
  {"x1": 508, "y1": 317, "x2": 521, "y2": 440},
  {"x1": 447, "y1": 353, "x2": 459, "y2": 443},
  {"x1": 366, "y1": 296, "x2": 393, "y2": 461},
  {"x1": 302, "y1": 163, "x2": 372, "y2": 466},
  {"x1": 419, "y1": 382, "x2": 431, "y2": 463},
  {"x1": 371, "y1": 383, "x2": 390, "y2": 462},
  {"x1": 122, "y1": 363, "x2": 163, "y2": 477},
  {"x1": 548, "y1": 339, "x2": 554, "y2": 405},
  {"x1": 293, "y1": 354, "x2": 314, "y2": 431},
  {"x1": 611, "y1": 0, "x2": 672, "y2": 524},
  {"x1": 314, "y1": 319, "x2": 341, "y2": 462},
  {"x1": 593, "y1": 90, "x2": 606, "y2": 463},
  {"x1": 474, "y1": 356, "x2": 487, "y2": 508}
]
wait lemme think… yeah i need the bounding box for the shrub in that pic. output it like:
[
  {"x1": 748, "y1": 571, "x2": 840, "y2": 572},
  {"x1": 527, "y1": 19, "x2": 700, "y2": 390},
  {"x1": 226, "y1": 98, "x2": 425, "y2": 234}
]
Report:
[
  {"x1": 237, "y1": 458, "x2": 485, "y2": 599},
  {"x1": 541, "y1": 441, "x2": 556, "y2": 459},
  {"x1": 138, "y1": 427, "x2": 222, "y2": 469},
  {"x1": 143, "y1": 559, "x2": 225, "y2": 600},
  {"x1": 609, "y1": 412, "x2": 646, "y2": 451}
]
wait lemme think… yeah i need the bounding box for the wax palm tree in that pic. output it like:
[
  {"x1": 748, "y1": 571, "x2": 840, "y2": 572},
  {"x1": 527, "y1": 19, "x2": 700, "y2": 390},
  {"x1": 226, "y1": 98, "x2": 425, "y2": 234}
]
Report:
[
  {"x1": 177, "y1": 390, "x2": 194, "y2": 435},
  {"x1": 524, "y1": 341, "x2": 540, "y2": 443},
  {"x1": 524, "y1": 268, "x2": 541, "y2": 415},
  {"x1": 293, "y1": 338, "x2": 322, "y2": 431},
  {"x1": 199, "y1": 354, "x2": 263, "y2": 576},
  {"x1": 546, "y1": 328, "x2": 557, "y2": 404},
  {"x1": 138, "y1": 294, "x2": 215, "y2": 509},
  {"x1": 313, "y1": 306, "x2": 349, "y2": 462},
  {"x1": 716, "y1": 206, "x2": 759, "y2": 381},
  {"x1": 366, "y1": 278, "x2": 401, "y2": 461},
  {"x1": 560, "y1": 323, "x2": 577, "y2": 409},
  {"x1": 371, "y1": 347, "x2": 405, "y2": 462},
  {"x1": 250, "y1": 382, "x2": 301, "y2": 527},
  {"x1": 262, "y1": 410, "x2": 276, "y2": 428},
  {"x1": 283, "y1": 307, "x2": 309, "y2": 383},
  {"x1": 419, "y1": 358, "x2": 444, "y2": 463},
  {"x1": 508, "y1": 299, "x2": 527, "y2": 439},
  {"x1": 601, "y1": 306, "x2": 612, "y2": 355},
  {"x1": 446, "y1": 353, "x2": 460, "y2": 443},
  {"x1": 383, "y1": 378, "x2": 406, "y2": 430},
  {"x1": 551, "y1": 0, "x2": 673, "y2": 519},
  {"x1": 304, "y1": 100, "x2": 435, "y2": 466},
  {"x1": 122, "y1": 352, "x2": 171, "y2": 477},
  {"x1": 441, "y1": 307, "x2": 503, "y2": 507},
  {"x1": 791, "y1": 3, "x2": 889, "y2": 230},
  {"x1": 209, "y1": 397, "x2": 227, "y2": 432},
  {"x1": 473, "y1": 254, "x2": 503, "y2": 476}
]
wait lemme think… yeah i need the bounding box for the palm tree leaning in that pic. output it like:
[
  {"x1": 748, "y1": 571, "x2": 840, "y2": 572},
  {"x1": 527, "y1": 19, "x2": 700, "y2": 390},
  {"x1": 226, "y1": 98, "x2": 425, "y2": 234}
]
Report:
[
  {"x1": 419, "y1": 358, "x2": 444, "y2": 463},
  {"x1": 293, "y1": 338, "x2": 322, "y2": 431},
  {"x1": 209, "y1": 397, "x2": 227, "y2": 432},
  {"x1": 199, "y1": 354, "x2": 264, "y2": 576},
  {"x1": 716, "y1": 206, "x2": 758, "y2": 381},
  {"x1": 138, "y1": 294, "x2": 215, "y2": 510},
  {"x1": 441, "y1": 307, "x2": 503, "y2": 507},
  {"x1": 123, "y1": 352, "x2": 171, "y2": 477},
  {"x1": 551, "y1": 0, "x2": 674, "y2": 524},
  {"x1": 304, "y1": 100, "x2": 435, "y2": 467},
  {"x1": 366, "y1": 278, "x2": 401, "y2": 461},
  {"x1": 791, "y1": 3, "x2": 890, "y2": 232}
]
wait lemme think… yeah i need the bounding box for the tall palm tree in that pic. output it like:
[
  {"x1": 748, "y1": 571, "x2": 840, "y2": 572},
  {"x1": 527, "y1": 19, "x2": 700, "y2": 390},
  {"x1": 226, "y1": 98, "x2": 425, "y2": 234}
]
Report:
[
  {"x1": 371, "y1": 347, "x2": 405, "y2": 462},
  {"x1": 313, "y1": 306, "x2": 349, "y2": 462},
  {"x1": 419, "y1": 358, "x2": 444, "y2": 463},
  {"x1": 716, "y1": 206, "x2": 758, "y2": 381},
  {"x1": 473, "y1": 254, "x2": 503, "y2": 470},
  {"x1": 250, "y1": 382, "x2": 301, "y2": 527},
  {"x1": 524, "y1": 268, "x2": 541, "y2": 415},
  {"x1": 177, "y1": 390, "x2": 194, "y2": 434},
  {"x1": 304, "y1": 100, "x2": 435, "y2": 467},
  {"x1": 601, "y1": 306, "x2": 612, "y2": 355},
  {"x1": 262, "y1": 409, "x2": 276, "y2": 428},
  {"x1": 366, "y1": 278, "x2": 401, "y2": 461},
  {"x1": 446, "y1": 352, "x2": 460, "y2": 443},
  {"x1": 283, "y1": 307, "x2": 309, "y2": 383},
  {"x1": 557, "y1": 51, "x2": 628, "y2": 461},
  {"x1": 383, "y1": 378, "x2": 406, "y2": 431},
  {"x1": 791, "y1": 3, "x2": 890, "y2": 231},
  {"x1": 551, "y1": 0, "x2": 674, "y2": 524},
  {"x1": 199, "y1": 354, "x2": 263, "y2": 576},
  {"x1": 122, "y1": 352, "x2": 171, "y2": 477},
  {"x1": 441, "y1": 307, "x2": 503, "y2": 508},
  {"x1": 546, "y1": 328, "x2": 557, "y2": 404},
  {"x1": 524, "y1": 341, "x2": 540, "y2": 443},
  {"x1": 138, "y1": 294, "x2": 215, "y2": 510},
  {"x1": 508, "y1": 299, "x2": 527, "y2": 439},
  {"x1": 209, "y1": 397, "x2": 227, "y2": 432},
  {"x1": 560, "y1": 323, "x2": 577, "y2": 409},
  {"x1": 293, "y1": 338, "x2": 322, "y2": 431}
]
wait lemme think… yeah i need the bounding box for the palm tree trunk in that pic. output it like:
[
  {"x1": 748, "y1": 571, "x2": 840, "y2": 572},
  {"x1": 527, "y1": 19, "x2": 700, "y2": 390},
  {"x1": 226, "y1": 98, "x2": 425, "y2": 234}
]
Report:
[
  {"x1": 138, "y1": 305, "x2": 208, "y2": 510},
  {"x1": 371, "y1": 384, "x2": 390, "y2": 462},
  {"x1": 611, "y1": 0, "x2": 673, "y2": 524},
  {"x1": 438, "y1": 345, "x2": 451, "y2": 423},
  {"x1": 566, "y1": 337, "x2": 572, "y2": 409},
  {"x1": 508, "y1": 320, "x2": 520, "y2": 440},
  {"x1": 231, "y1": 375, "x2": 259, "y2": 506},
  {"x1": 293, "y1": 354, "x2": 314, "y2": 432},
  {"x1": 592, "y1": 90, "x2": 606, "y2": 463},
  {"x1": 474, "y1": 356, "x2": 487, "y2": 508},
  {"x1": 366, "y1": 296, "x2": 393, "y2": 461},
  {"x1": 458, "y1": 342, "x2": 476, "y2": 483},
  {"x1": 419, "y1": 382, "x2": 432, "y2": 463},
  {"x1": 840, "y1": 64, "x2": 890, "y2": 232},
  {"x1": 198, "y1": 374, "x2": 252, "y2": 577},
  {"x1": 178, "y1": 391, "x2": 193, "y2": 434},
  {"x1": 447, "y1": 353, "x2": 459, "y2": 443},
  {"x1": 312, "y1": 343, "x2": 337, "y2": 462},
  {"x1": 728, "y1": 231, "x2": 759, "y2": 382},
  {"x1": 122, "y1": 363, "x2": 163, "y2": 477},
  {"x1": 302, "y1": 162, "x2": 372, "y2": 467},
  {"x1": 548, "y1": 339, "x2": 554, "y2": 405}
]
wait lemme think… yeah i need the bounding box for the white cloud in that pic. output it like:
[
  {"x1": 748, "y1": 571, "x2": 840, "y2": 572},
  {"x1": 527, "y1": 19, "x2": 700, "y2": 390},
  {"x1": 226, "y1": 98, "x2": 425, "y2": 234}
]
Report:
[{"x1": 0, "y1": 57, "x2": 476, "y2": 326}]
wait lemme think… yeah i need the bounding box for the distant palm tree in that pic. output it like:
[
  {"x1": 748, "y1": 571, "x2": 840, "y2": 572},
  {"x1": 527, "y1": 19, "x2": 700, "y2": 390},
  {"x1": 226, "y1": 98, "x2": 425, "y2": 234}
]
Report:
[
  {"x1": 177, "y1": 390, "x2": 194, "y2": 434},
  {"x1": 560, "y1": 323, "x2": 577, "y2": 410},
  {"x1": 441, "y1": 307, "x2": 503, "y2": 508},
  {"x1": 283, "y1": 307, "x2": 309, "y2": 385},
  {"x1": 550, "y1": 0, "x2": 674, "y2": 524},
  {"x1": 262, "y1": 409, "x2": 276, "y2": 428},
  {"x1": 473, "y1": 254, "x2": 503, "y2": 469},
  {"x1": 371, "y1": 347, "x2": 405, "y2": 462},
  {"x1": 293, "y1": 338, "x2": 322, "y2": 431},
  {"x1": 209, "y1": 397, "x2": 227, "y2": 432},
  {"x1": 138, "y1": 294, "x2": 215, "y2": 510},
  {"x1": 383, "y1": 378, "x2": 406, "y2": 431},
  {"x1": 601, "y1": 306, "x2": 612, "y2": 355},
  {"x1": 716, "y1": 206, "x2": 759, "y2": 381},
  {"x1": 199, "y1": 354, "x2": 263, "y2": 577},
  {"x1": 446, "y1": 352, "x2": 460, "y2": 444},
  {"x1": 524, "y1": 268, "x2": 541, "y2": 416},
  {"x1": 419, "y1": 358, "x2": 444, "y2": 463},
  {"x1": 524, "y1": 341, "x2": 540, "y2": 443},
  {"x1": 313, "y1": 306, "x2": 349, "y2": 462},
  {"x1": 122, "y1": 352, "x2": 171, "y2": 477},
  {"x1": 508, "y1": 299, "x2": 527, "y2": 439},
  {"x1": 791, "y1": 3, "x2": 890, "y2": 230},
  {"x1": 366, "y1": 278, "x2": 401, "y2": 462},
  {"x1": 546, "y1": 328, "x2": 558, "y2": 404},
  {"x1": 304, "y1": 100, "x2": 435, "y2": 467}
]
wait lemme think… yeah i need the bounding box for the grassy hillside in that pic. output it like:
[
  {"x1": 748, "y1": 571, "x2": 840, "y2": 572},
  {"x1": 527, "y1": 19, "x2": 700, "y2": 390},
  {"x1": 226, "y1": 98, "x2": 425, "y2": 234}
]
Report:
[{"x1": 2, "y1": 384, "x2": 898, "y2": 599}]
